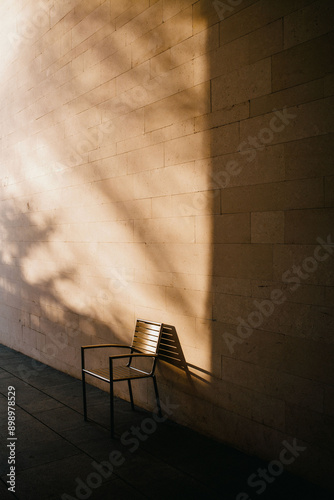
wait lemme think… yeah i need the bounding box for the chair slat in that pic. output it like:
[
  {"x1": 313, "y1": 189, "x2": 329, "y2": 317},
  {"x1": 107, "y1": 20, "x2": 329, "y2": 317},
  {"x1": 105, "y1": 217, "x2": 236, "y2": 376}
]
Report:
[
  {"x1": 133, "y1": 333, "x2": 158, "y2": 343},
  {"x1": 133, "y1": 336, "x2": 159, "y2": 348},
  {"x1": 137, "y1": 319, "x2": 161, "y2": 326},
  {"x1": 83, "y1": 367, "x2": 110, "y2": 382},
  {"x1": 136, "y1": 322, "x2": 161, "y2": 332},
  {"x1": 135, "y1": 330, "x2": 160, "y2": 339},
  {"x1": 132, "y1": 342, "x2": 157, "y2": 354},
  {"x1": 113, "y1": 366, "x2": 149, "y2": 381},
  {"x1": 134, "y1": 335, "x2": 159, "y2": 343}
]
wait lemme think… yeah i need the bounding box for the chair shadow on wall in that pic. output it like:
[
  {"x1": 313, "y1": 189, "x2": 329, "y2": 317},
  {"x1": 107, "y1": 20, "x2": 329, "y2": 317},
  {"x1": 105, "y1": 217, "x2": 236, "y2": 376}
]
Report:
[
  {"x1": 159, "y1": 324, "x2": 187, "y2": 367},
  {"x1": 159, "y1": 324, "x2": 205, "y2": 388}
]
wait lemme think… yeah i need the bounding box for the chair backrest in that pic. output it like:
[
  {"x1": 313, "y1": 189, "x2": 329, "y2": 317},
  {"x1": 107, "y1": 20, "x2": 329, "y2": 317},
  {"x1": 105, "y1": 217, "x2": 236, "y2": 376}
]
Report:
[{"x1": 131, "y1": 319, "x2": 163, "y2": 355}]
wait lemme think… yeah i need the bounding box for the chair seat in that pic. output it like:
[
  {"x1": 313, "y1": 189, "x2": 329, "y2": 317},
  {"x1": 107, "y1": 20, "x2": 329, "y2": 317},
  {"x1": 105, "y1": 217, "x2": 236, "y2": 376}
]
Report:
[{"x1": 84, "y1": 365, "x2": 150, "y2": 382}]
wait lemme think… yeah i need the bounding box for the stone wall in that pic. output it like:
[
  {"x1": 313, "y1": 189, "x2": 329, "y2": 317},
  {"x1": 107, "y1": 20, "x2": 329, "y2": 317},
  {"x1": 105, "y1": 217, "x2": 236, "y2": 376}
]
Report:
[{"x1": 0, "y1": 0, "x2": 333, "y2": 489}]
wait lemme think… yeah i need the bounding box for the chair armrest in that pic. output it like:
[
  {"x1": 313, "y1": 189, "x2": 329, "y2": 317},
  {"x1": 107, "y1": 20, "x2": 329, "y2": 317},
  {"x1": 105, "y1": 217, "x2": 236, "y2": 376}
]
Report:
[
  {"x1": 81, "y1": 344, "x2": 132, "y2": 350},
  {"x1": 109, "y1": 353, "x2": 157, "y2": 361}
]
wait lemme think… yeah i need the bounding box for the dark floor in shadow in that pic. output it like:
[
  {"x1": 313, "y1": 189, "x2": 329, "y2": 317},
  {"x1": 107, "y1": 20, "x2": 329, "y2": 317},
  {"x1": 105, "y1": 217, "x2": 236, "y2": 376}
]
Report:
[{"x1": 0, "y1": 345, "x2": 332, "y2": 500}]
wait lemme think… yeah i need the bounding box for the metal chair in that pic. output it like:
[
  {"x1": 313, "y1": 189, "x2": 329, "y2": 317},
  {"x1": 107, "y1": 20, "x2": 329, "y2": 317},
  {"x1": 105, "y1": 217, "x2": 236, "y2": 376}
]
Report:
[{"x1": 81, "y1": 319, "x2": 163, "y2": 437}]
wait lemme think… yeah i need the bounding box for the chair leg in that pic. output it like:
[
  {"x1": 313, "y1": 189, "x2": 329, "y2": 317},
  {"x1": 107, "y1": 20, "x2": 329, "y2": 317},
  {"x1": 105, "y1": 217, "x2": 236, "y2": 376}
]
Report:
[
  {"x1": 152, "y1": 375, "x2": 162, "y2": 417},
  {"x1": 82, "y1": 372, "x2": 87, "y2": 421},
  {"x1": 109, "y1": 357, "x2": 114, "y2": 438},
  {"x1": 81, "y1": 348, "x2": 88, "y2": 421},
  {"x1": 109, "y1": 380, "x2": 114, "y2": 438},
  {"x1": 128, "y1": 380, "x2": 135, "y2": 411}
]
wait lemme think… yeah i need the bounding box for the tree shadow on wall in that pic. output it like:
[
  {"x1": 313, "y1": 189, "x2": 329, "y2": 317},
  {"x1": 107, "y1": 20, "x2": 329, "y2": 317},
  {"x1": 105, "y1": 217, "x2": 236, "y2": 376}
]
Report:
[
  {"x1": 0, "y1": 201, "x2": 119, "y2": 374},
  {"x1": 0, "y1": 1, "x2": 210, "y2": 400}
]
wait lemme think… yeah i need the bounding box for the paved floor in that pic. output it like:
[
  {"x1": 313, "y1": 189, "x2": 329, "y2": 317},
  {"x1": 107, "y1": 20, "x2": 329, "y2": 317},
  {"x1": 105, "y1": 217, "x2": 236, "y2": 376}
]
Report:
[{"x1": 0, "y1": 345, "x2": 333, "y2": 500}]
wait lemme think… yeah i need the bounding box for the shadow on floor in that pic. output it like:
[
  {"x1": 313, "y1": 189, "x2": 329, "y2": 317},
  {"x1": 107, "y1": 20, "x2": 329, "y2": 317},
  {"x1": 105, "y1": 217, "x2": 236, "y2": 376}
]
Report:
[{"x1": 0, "y1": 345, "x2": 332, "y2": 500}]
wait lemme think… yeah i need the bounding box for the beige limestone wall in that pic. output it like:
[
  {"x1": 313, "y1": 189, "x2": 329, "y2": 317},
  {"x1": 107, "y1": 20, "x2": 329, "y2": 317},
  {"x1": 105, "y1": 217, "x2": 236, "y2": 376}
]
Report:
[{"x1": 0, "y1": 0, "x2": 333, "y2": 490}]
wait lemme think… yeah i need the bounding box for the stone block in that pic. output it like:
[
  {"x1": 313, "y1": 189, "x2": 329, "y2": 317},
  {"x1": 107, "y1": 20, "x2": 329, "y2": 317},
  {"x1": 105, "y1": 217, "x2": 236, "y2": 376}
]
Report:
[
  {"x1": 196, "y1": 213, "x2": 250, "y2": 244},
  {"x1": 212, "y1": 276, "x2": 252, "y2": 296},
  {"x1": 116, "y1": 60, "x2": 150, "y2": 95},
  {"x1": 213, "y1": 292, "x2": 251, "y2": 325},
  {"x1": 194, "y1": 35, "x2": 249, "y2": 85},
  {"x1": 209, "y1": 144, "x2": 284, "y2": 190},
  {"x1": 148, "y1": 118, "x2": 195, "y2": 145},
  {"x1": 131, "y1": 7, "x2": 192, "y2": 66},
  {"x1": 195, "y1": 102, "x2": 249, "y2": 132},
  {"x1": 75, "y1": 0, "x2": 102, "y2": 18},
  {"x1": 144, "y1": 82, "x2": 210, "y2": 132},
  {"x1": 325, "y1": 73, "x2": 334, "y2": 97},
  {"x1": 144, "y1": 242, "x2": 211, "y2": 275},
  {"x1": 172, "y1": 190, "x2": 220, "y2": 217},
  {"x1": 22, "y1": 326, "x2": 38, "y2": 349},
  {"x1": 285, "y1": 404, "x2": 334, "y2": 451},
  {"x1": 251, "y1": 211, "x2": 284, "y2": 243},
  {"x1": 250, "y1": 79, "x2": 324, "y2": 118},
  {"x1": 131, "y1": 160, "x2": 209, "y2": 199},
  {"x1": 192, "y1": 0, "x2": 222, "y2": 34},
  {"x1": 281, "y1": 336, "x2": 334, "y2": 386},
  {"x1": 324, "y1": 386, "x2": 334, "y2": 417},
  {"x1": 213, "y1": 244, "x2": 273, "y2": 279},
  {"x1": 104, "y1": 108, "x2": 144, "y2": 144},
  {"x1": 171, "y1": 24, "x2": 219, "y2": 69},
  {"x1": 285, "y1": 209, "x2": 334, "y2": 244},
  {"x1": 284, "y1": 0, "x2": 334, "y2": 49},
  {"x1": 126, "y1": 143, "x2": 164, "y2": 174},
  {"x1": 285, "y1": 134, "x2": 333, "y2": 180},
  {"x1": 165, "y1": 130, "x2": 211, "y2": 166},
  {"x1": 172, "y1": 272, "x2": 197, "y2": 291},
  {"x1": 220, "y1": 0, "x2": 317, "y2": 45},
  {"x1": 241, "y1": 99, "x2": 334, "y2": 154},
  {"x1": 118, "y1": 199, "x2": 153, "y2": 220},
  {"x1": 84, "y1": 81, "x2": 116, "y2": 112},
  {"x1": 248, "y1": 19, "x2": 283, "y2": 63},
  {"x1": 110, "y1": 0, "x2": 133, "y2": 20},
  {"x1": 166, "y1": 287, "x2": 212, "y2": 320},
  {"x1": 151, "y1": 196, "x2": 172, "y2": 218},
  {"x1": 325, "y1": 176, "x2": 334, "y2": 207},
  {"x1": 115, "y1": 0, "x2": 150, "y2": 30},
  {"x1": 100, "y1": 47, "x2": 132, "y2": 84},
  {"x1": 212, "y1": 58, "x2": 271, "y2": 111},
  {"x1": 71, "y1": 2, "x2": 110, "y2": 48},
  {"x1": 273, "y1": 244, "x2": 334, "y2": 286},
  {"x1": 211, "y1": 122, "x2": 241, "y2": 157},
  {"x1": 220, "y1": 178, "x2": 324, "y2": 213},
  {"x1": 150, "y1": 48, "x2": 172, "y2": 78},
  {"x1": 0, "y1": 316, "x2": 9, "y2": 335},
  {"x1": 162, "y1": 0, "x2": 195, "y2": 21},
  {"x1": 134, "y1": 217, "x2": 195, "y2": 243},
  {"x1": 96, "y1": 220, "x2": 135, "y2": 243},
  {"x1": 131, "y1": 282, "x2": 166, "y2": 311},
  {"x1": 324, "y1": 286, "x2": 334, "y2": 308},
  {"x1": 272, "y1": 32, "x2": 334, "y2": 91},
  {"x1": 251, "y1": 280, "x2": 325, "y2": 307}
]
